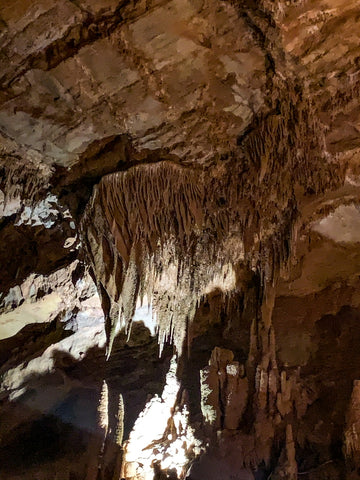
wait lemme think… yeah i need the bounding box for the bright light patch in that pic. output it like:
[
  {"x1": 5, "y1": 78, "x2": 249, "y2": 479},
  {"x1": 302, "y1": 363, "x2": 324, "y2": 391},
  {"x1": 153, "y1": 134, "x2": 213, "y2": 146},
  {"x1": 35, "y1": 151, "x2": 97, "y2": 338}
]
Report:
[
  {"x1": 1, "y1": 289, "x2": 105, "y2": 408},
  {"x1": 0, "y1": 189, "x2": 21, "y2": 217},
  {"x1": 122, "y1": 356, "x2": 203, "y2": 479},
  {"x1": 312, "y1": 204, "x2": 360, "y2": 243},
  {"x1": 14, "y1": 193, "x2": 75, "y2": 230},
  {"x1": 132, "y1": 296, "x2": 157, "y2": 336}
]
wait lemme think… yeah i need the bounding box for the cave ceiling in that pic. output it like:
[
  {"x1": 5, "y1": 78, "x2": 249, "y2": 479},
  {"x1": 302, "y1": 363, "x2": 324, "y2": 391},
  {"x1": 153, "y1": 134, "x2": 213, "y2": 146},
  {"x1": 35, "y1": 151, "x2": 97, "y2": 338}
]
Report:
[{"x1": 1, "y1": 0, "x2": 360, "y2": 479}]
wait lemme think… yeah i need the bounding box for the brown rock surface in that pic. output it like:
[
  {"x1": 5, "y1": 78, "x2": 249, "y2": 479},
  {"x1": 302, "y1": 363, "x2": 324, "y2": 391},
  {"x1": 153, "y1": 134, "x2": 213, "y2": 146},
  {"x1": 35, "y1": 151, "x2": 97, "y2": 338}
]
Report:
[{"x1": 2, "y1": 0, "x2": 360, "y2": 479}]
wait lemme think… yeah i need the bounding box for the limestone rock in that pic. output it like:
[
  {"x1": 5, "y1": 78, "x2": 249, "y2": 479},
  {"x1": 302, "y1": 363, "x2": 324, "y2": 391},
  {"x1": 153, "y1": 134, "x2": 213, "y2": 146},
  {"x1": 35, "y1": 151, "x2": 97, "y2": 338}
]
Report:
[{"x1": 2, "y1": 0, "x2": 360, "y2": 479}]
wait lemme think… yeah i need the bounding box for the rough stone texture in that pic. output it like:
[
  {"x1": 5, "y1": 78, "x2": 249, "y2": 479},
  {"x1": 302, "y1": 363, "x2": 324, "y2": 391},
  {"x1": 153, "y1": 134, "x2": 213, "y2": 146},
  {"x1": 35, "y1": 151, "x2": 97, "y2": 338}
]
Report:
[{"x1": 2, "y1": 0, "x2": 360, "y2": 479}]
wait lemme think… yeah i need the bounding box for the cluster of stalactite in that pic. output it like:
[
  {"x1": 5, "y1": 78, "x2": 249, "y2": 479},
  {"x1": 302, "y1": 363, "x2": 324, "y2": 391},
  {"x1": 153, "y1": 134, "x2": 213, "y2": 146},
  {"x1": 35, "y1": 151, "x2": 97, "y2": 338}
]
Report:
[
  {"x1": 80, "y1": 76, "x2": 346, "y2": 477},
  {"x1": 81, "y1": 76, "x2": 343, "y2": 359}
]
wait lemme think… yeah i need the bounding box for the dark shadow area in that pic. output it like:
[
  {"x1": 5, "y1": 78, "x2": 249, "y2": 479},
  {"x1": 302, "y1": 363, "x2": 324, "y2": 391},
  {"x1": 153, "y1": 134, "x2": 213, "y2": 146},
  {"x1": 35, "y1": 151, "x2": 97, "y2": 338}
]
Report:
[
  {"x1": 0, "y1": 321, "x2": 172, "y2": 479},
  {"x1": 178, "y1": 286, "x2": 255, "y2": 424},
  {"x1": 186, "y1": 450, "x2": 255, "y2": 480},
  {"x1": 0, "y1": 220, "x2": 77, "y2": 294},
  {"x1": 291, "y1": 305, "x2": 360, "y2": 476},
  {"x1": 105, "y1": 322, "x2": 173, "y2": 439},
  {"x1": 0, "y1": 409, "x2": 89, "y2": 472}
]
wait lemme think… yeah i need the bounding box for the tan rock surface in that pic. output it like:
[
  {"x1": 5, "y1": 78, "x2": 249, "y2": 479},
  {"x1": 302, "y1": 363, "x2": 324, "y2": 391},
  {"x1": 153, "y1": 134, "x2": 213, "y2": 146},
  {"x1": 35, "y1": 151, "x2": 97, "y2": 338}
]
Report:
[{"x1": 2, "y1": 0, "x2": 360, "y2": 479}]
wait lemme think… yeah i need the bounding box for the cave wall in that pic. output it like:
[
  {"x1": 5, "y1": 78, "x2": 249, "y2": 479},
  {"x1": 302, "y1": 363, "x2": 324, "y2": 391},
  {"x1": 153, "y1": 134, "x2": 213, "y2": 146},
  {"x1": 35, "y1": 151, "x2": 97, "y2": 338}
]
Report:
[{"x1": 1, "y1": 0, "x2": 360, "y2": 479}]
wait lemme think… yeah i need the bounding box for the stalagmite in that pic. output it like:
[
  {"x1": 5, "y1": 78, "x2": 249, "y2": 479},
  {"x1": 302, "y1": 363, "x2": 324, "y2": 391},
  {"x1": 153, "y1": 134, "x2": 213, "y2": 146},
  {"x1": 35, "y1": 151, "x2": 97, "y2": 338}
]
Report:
[
  {"x1": 86, "y1": 381, "x2": 109, "y2": 480},
  {"x1": 98, "y1": 380, "x2": 109, "y2": 434},
  {"x1": 345, "y1": 380, "x2": 360, "y2": 469},
  {"x1": 112, "y1": 393, "x2": 125, "y2": 480},
  {"x1": 115, "y1": 393, "x2": 124, "y2": 447},
  {"x1": 97, "y1": 388, "x2": 125, "y2": 480},
  {"x1": 273, "y1": 424, "x2": 298, "y2": 479}
]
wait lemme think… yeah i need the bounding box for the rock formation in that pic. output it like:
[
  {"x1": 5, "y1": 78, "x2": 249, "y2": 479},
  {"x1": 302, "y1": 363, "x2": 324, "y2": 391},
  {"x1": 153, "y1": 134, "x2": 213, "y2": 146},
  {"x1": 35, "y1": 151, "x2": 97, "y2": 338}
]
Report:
[{"x1": 1, "y1": 0, "x2": 360, "y2": 479}]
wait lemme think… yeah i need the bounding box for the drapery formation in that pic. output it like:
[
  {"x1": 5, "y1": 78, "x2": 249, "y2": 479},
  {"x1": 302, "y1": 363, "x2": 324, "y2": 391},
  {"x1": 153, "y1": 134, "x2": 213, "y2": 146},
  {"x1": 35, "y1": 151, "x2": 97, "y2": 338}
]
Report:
[{"x1": 81, "y1": 79, "x2": 343, "y2": 359}]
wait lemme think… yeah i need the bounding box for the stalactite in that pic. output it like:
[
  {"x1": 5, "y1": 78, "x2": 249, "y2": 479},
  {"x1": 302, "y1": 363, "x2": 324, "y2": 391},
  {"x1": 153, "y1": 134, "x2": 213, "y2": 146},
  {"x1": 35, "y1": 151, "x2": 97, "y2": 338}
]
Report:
[
  {"x1": 78, "y1": 75, "x2": 350, "y2": 480},
  {"x1": 0, "y1": 154, "x2": 52, "y2": 206},
  {"x1": 80, "y1": 76, "x2": 344, "y2": 362}
]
